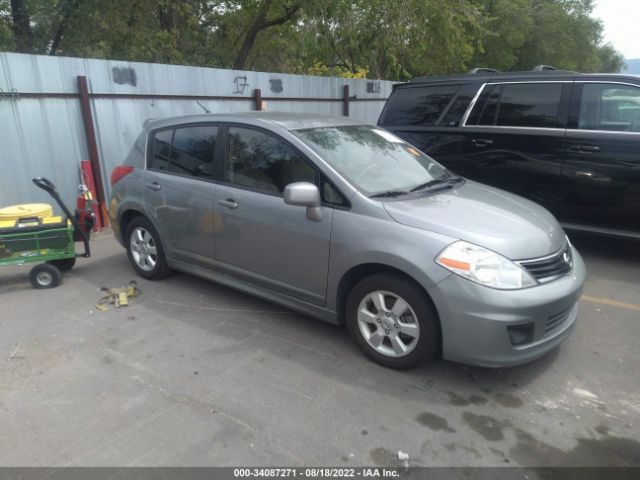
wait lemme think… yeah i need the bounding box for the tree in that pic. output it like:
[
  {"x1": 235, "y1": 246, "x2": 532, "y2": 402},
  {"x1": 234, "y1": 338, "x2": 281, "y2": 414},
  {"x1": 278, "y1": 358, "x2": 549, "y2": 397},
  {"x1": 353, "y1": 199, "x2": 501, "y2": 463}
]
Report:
[
  {"x1": 231, "y1": 0, "x2": 300, "y2": 70},
  {"x1": 9, "y1": 0, "x2": 33, "y2": 52},
  {"x1": 472, "y1": 0, "x2": 625, "y2": 73},
  {"x1": 0, "y1": 0, "x2": 626, "y2": 78}
]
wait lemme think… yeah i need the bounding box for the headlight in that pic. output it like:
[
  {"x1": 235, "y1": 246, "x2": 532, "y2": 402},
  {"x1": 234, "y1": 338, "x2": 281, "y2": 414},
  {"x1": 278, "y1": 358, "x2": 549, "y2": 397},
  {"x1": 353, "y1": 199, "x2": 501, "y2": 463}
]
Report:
[{"x1": 436, "y1": 241, "x2": 537, "y2": 289}]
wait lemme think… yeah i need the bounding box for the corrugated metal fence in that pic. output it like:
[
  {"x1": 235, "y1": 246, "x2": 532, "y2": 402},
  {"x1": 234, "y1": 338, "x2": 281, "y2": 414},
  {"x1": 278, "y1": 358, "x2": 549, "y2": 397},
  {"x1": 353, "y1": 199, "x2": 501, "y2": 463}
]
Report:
[{"x1": 0, "y1": 52, "x2": 394, "y2": 221}]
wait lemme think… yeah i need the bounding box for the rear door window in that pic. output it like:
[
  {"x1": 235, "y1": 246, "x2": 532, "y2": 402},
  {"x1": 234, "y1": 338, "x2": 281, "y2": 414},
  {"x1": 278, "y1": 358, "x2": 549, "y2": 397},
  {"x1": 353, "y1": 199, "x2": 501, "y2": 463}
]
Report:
[
  {"x1": 149, "y1": 125, "x2": 218, "y2": 179},
  {"x1": 578, "y1": 83, "x2": 640, "y2": 132},
  {"x1": 470, "y1": 83, "x2": 563, "y2": 128},
  {"x1": 151, "y1": 129, "x2": 173, "y2": 171},
  {"x1": 380, "y1": 85, "x2": 460, "y2": 126},
  {"x1": 170, "y1": 126, "x2": 218, "y2": 178}
]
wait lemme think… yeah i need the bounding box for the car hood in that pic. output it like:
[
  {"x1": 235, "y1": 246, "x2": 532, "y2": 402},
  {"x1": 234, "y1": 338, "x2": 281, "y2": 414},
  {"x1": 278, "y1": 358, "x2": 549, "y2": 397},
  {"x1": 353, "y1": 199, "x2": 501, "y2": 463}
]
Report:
[{"x1": 382, "y1": 181, "x2": 565, "y2": 260}]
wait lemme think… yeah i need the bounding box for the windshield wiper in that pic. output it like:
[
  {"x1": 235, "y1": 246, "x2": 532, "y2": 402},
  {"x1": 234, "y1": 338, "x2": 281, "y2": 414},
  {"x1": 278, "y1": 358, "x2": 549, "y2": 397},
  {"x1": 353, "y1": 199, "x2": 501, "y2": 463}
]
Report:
[
  {"x1": 409, "y1": 176, "x2": 463, "y2": 193},
  {"x1": 370, "y1": 190, "x2": 410, "y2": 198}
]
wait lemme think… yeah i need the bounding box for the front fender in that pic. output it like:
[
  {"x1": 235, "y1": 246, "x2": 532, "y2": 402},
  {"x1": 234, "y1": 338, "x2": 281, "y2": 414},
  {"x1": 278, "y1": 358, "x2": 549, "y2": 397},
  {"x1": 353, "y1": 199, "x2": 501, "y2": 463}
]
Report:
[{"x1": 325, "y1": 209, "x2": 456, "y2": 313}]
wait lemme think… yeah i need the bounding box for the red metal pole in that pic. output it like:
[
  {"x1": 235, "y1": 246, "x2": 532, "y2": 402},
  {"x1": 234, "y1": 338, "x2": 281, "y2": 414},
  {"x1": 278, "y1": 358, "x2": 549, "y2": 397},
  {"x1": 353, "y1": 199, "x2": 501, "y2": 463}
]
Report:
[
  {"x1": 342, "y1": 85, "x2": 350, "y2": 117},
  {"x1": 77, "y1": 75, "x2": 108, "y2": 228},
  {"x1": 254, "y1": 88, "x2": 263, "y2": 111}
]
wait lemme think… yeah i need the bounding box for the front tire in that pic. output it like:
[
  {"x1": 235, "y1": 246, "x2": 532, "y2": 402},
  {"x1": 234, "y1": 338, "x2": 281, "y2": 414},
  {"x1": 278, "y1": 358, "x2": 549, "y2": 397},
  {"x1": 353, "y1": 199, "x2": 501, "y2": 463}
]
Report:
[
  {"x1": 30, "y1": 263, "x2": 62, "y2": 289},
  {"x1": 125, "y1": 217, "x2": 170, "y2": 280},
  {"x1": 346, "y1": 273, "x2": 439, "y2": 369}
]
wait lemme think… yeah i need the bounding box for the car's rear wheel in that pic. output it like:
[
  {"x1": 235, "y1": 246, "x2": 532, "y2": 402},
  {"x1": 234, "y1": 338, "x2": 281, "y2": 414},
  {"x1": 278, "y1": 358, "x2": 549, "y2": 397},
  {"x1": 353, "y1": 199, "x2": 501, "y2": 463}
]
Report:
[
  {"x1": 346, "y1": 273, "x2": 439, "y2": 369},
  {"x1": 125, "y1": 217, "x2": 170, "y2": 280}
]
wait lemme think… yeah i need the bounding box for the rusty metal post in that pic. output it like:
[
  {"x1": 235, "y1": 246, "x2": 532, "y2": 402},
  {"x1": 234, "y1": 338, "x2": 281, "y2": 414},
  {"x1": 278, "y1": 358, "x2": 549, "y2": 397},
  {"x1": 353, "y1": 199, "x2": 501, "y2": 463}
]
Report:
[
  {"x1": 254, "y1": 88, "x2": 263, "y2": 111},
  {"x1": 342, "y1": 85, "x2": 350, "y2": 117},
  {"x1": 77, "y1": 75, "x2": 108, "y2": 227}
]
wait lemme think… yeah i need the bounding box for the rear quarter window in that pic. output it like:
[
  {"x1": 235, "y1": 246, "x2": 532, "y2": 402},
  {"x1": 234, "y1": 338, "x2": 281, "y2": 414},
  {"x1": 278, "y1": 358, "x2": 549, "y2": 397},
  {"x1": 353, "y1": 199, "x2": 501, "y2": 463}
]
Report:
[{"x1": 380, "y1": 85, "x2": 460, "y2": 126}]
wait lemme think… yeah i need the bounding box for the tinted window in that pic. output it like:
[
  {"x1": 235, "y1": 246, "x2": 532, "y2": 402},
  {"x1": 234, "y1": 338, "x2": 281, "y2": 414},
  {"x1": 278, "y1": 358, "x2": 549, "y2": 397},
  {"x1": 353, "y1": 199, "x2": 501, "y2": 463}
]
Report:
[
  {"x1": 476, "y1": 85, "x2": 501, "y2": 126},
  {"x1": 226, "y1": 127, "x2": 316, "y2": 194},
  {"x1": 151, "y1": 129, "x2": 173, "y2": 171},
  {"x1": 381, "y1": 85, "x2": 460, "y2": 126},
  {"x1": 471, "y1": 83, "x2": 563, "y2": 128},
  {"x1": 440, "y1": 93, "x2": 474, "y2": 127},
  {"x1": 169, "y1": 126, "x2": 218, "y2": 178},
  {"x1": 579, "y1": 83, "x2": 640, "y2": 132}
]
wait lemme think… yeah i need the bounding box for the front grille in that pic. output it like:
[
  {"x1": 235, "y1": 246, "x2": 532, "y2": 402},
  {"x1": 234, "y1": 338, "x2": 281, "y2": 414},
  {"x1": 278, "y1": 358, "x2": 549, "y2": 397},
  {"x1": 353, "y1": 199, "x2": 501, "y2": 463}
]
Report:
[
  {"x1": 544, "y1": 309, "x2": 570, "y2": 336},
  {"x1": 517, "y1": 243, "x2": 573, "y2": 284}
]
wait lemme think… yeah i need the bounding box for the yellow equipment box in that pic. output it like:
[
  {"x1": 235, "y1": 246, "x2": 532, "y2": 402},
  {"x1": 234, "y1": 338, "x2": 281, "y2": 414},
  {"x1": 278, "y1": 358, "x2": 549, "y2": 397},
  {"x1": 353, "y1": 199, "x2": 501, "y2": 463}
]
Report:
[
  {"x1": 0, "y1": 216, "x2": 66, "y2": 230},
  {"x1": 0, "y1": 203, "x2": 65, "y2": 231},
  {"x1": 0, "y1": 203, "x2": 54, "y2": 221}
]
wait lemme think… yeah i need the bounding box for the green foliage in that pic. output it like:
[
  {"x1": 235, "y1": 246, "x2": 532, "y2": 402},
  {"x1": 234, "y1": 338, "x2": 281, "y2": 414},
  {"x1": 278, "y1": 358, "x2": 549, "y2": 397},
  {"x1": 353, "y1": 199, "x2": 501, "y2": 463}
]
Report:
[{"x1": 0, "y1": 0, "x2": 626, "y2": 79}]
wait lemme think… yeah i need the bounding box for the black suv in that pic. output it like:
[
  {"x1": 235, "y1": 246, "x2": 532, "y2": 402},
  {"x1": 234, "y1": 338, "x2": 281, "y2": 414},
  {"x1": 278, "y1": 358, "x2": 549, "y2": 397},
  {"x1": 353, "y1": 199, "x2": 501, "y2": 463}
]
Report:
[{"x1": 378, "y1": 67, "x2": 640, "y2": 238}]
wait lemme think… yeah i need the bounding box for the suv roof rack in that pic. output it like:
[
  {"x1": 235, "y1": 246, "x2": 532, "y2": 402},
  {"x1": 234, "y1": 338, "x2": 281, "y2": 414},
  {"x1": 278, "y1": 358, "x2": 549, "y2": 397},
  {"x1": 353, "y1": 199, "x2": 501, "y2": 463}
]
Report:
[
  {"x1": 467, "y1": 67, "x2": 501, "y2": 74},
  {"x1": 532, "y1": 64, "x2": 558, "y2": 71}
]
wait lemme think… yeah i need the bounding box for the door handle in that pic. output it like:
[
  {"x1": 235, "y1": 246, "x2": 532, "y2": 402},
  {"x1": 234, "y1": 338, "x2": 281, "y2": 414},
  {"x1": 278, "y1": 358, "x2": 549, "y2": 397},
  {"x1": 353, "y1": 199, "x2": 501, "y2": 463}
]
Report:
[
  {"x1": 472, "y1": 138, "x2": 493, "y2": 147},
  {"x1": 575, "y1": 170, "x2": 594, "y2": 178},
  {"x1": 146, "y1": 182, "x2": 161, "y2": 191},
  {"x1": 218, "y1": 198, "x2": 238, "y2": 209},
  {"x1": 574, "y1": 145, "x2": 601, "y2": 153}
]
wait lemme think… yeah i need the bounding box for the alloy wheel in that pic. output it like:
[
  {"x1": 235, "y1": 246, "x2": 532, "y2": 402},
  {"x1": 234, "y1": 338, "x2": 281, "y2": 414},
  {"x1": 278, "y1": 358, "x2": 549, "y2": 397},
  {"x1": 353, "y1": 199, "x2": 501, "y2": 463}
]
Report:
[
  {"x1": 130, "y1": 227, "x2": 158, "y2": 272},
  {"x1": 356, "y1": 290, "x2": 420, "y2": 358}
]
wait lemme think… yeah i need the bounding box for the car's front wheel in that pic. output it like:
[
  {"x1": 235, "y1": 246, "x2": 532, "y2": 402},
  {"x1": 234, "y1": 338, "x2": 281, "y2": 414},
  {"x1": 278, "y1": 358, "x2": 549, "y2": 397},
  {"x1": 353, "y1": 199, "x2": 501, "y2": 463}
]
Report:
[
  {"x1": 125, "y1": 217, "x2": 170, "y2": 280},
  {"x1": 346, "y1": 273, "x2": 439, "y2": 369}
]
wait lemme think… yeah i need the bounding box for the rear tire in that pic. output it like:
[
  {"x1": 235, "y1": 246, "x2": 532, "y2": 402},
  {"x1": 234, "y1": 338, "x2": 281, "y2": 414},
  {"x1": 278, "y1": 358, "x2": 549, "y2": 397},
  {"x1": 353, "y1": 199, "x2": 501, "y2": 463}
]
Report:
[
  {"x1": 47, "y1": 257, "x2": 76, "y2": 271},
  {"x1": 30, "y1": 263, "x2": 62, "y2": 289},
  {"x1": 125, "y1": 217, "x2": 170, "y2": 280},
  {"x1": 346, "y1": 273, "x2": 439, "y2": 369}
]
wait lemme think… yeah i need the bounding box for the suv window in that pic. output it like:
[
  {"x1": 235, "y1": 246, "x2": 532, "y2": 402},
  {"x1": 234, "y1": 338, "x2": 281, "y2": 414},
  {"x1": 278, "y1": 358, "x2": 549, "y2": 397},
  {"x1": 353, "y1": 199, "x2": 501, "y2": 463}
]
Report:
[
  {"x1": 381, "y1": 85, "x2": 460, "y2": 126},
  {"x1": 226, "y1": 127, "x2": 316, "y2": 195},
  {"x1": 170, "y1": 126, "x2": 218, "y2": 178},
  {"x1": 578, "y1": 83, "x2": 640, "y2": 132},
  {"x1": 471, "y1": 83, "x2": 563, "y2": 128},
  {"x1": 151, "y1": 129, "x2": 173, "y2": 171}
]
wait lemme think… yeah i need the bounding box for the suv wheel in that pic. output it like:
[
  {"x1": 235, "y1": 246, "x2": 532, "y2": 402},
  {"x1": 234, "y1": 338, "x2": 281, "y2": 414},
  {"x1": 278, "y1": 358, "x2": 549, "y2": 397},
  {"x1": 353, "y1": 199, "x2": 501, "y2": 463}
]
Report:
[
  {"x1": 346, "y1": 273, "x2": 439, "y2": 369},
  {"x1": 125, "y1": 217, "x2": 170, "y2": 280}
]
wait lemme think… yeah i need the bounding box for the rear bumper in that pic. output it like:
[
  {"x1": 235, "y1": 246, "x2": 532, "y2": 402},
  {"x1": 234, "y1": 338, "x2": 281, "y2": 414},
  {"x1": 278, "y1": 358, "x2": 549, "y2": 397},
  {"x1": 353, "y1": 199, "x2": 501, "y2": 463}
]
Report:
[{"x1": 428, "y1": 246, "x2": 586, "y2": 367}]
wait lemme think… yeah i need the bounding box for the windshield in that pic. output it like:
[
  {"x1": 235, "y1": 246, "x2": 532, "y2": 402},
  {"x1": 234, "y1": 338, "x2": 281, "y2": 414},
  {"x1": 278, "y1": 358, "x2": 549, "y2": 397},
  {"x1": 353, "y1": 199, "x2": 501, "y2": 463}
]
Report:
[{"x1": 293, "y1": 125, "x2": 450, "y2": 197}]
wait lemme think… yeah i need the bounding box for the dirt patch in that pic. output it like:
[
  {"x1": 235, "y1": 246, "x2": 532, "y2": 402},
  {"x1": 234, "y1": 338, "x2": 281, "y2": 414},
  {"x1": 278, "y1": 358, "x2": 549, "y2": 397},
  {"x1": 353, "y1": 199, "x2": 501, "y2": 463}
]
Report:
[
  {"x1": 462, "y1": 412, "x2": 511, "y2": 442},
  {"x1": 370, "y1": 447, "x2": 397, "y2": 466},
  {"x1": 447, "y1": 392, "x2": 488, "y2": 406},
  {"x1": 510, "y1": 428, "x2": 640, "y2": 466},
  {"x1": 415, "y1": 412, "x2": 455, "y2": 433},
  {"x1": 493, "y1": 392, "x2": 524, "y2": 408}
]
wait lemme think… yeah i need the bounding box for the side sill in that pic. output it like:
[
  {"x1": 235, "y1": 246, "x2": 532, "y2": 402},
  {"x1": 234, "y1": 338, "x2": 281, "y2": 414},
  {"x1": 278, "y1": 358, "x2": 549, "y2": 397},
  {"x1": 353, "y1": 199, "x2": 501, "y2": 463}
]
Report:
[{"x1": 166, "y1": 259, "x2": 340, "y2": 325}]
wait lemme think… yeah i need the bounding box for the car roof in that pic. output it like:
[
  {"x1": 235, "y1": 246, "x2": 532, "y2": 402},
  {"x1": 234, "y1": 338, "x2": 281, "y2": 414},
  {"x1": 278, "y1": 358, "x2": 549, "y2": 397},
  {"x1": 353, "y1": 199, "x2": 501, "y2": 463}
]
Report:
[
  {"x1": 401, "y1": 71, "x2": 640, "y2": 88},
  {"x1": 143, "y1": 112, "x2": 368, "y2": 132}
]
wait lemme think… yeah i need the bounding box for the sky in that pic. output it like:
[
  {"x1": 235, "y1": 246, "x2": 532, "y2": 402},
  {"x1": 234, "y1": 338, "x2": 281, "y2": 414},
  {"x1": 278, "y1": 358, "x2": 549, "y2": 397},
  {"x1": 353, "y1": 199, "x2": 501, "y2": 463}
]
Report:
[{"x1": 593, "y1": 0, "x2": 640, "y2": 59}]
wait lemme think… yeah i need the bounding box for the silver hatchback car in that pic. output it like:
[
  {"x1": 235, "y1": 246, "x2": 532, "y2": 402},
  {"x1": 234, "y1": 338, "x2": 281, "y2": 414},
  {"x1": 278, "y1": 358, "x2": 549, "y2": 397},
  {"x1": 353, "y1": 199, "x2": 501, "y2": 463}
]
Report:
[{"x1": 110, "y1": 112, "x2": 586, "y2": 369}]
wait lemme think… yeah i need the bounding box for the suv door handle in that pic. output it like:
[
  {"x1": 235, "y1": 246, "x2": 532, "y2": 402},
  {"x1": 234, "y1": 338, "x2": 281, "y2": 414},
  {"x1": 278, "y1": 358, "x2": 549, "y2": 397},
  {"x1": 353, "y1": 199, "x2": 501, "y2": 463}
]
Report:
[
  {"x1": 146, "y1": 182, "x2": 161, "y2": 191},
  {"x1": 472, "y1": 138, "x2": 493, "y2": 147},
  {"x1": 219, "y1": 198, "x2": 238, "y2": 209},
  {"x1": 574, "y1": 145, "x2": 601, "y2": 153}
]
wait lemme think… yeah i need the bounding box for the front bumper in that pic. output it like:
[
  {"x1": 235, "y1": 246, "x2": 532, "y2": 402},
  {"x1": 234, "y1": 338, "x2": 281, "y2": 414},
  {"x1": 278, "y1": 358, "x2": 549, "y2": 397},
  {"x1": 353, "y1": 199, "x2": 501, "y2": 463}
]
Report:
[{"x1": 428, "y1": 245, "x2": 586, "y2": 367}]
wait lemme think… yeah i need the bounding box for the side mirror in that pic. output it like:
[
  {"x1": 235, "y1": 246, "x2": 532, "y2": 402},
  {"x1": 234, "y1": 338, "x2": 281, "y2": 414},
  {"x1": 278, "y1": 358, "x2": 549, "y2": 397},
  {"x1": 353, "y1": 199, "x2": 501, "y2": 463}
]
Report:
[{"x1": 284, "y1": 182, "x2": 323, "y2": 221}]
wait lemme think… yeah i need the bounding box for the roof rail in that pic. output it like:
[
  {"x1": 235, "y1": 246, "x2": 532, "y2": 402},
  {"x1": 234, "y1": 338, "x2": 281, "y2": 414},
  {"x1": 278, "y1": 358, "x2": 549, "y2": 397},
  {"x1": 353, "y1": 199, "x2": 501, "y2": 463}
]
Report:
[
  {"x1": 467, "y1": 67, "x2": 501, "y2": 74},
  {"x1": 532, "y1": 64, "x2": 558, "y2": 71}
]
